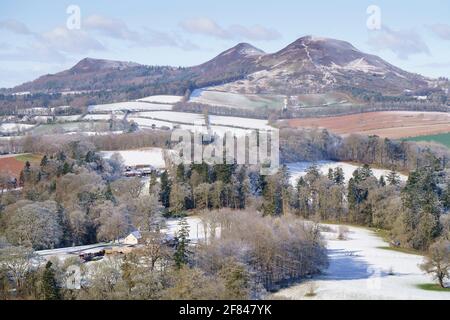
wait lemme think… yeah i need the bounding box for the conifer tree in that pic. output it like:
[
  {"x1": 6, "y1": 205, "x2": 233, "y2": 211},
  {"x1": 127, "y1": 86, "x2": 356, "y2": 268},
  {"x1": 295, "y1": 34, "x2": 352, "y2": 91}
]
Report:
[
  {"x1": 160, "y1": 171, "x2": 171, "y2": 208},
  {"x1": 42, "y1": 261, "x2": 61, "y2": 300},
  {"x1": 333, "y1": 167, "x2": 345, "y2": 185},
  {"x1": 40, "y1": 155, "x2": 48, "y2": 167},
  {"x1": 149, "y1": 171, "x2": 158, "y2": 194},
  {"x1": 174, "y1": 219, "x2": 190, "y2": 269},
  {"x1": 387, "y1": 170, "x2": 400, "y2": 186}
]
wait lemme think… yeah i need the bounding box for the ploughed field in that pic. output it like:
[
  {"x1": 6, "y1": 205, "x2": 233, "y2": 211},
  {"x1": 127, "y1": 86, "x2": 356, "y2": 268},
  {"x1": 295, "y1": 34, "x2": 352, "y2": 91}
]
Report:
[
  {"x1": 0, "y1": 153, "x2": 42, "y2": 179},
  {"x1": 0, "y1": 156, "x2": 24, "y2": 179},
  {"x1": 285, "y1": 111, "x2": 450, "y2": 139}
]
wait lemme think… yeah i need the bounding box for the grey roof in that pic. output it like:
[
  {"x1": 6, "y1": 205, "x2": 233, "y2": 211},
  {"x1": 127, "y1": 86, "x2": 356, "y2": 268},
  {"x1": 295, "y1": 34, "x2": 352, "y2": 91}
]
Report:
[{"x1": 129, "y1": 231, "x2": 142, "y2": 239}]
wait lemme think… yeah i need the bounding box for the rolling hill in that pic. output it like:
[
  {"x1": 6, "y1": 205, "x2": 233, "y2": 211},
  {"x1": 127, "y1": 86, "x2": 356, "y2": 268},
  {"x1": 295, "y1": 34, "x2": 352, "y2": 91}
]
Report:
[{"x1": 7, "y1": 36, "x2": 445, "y2": 103}]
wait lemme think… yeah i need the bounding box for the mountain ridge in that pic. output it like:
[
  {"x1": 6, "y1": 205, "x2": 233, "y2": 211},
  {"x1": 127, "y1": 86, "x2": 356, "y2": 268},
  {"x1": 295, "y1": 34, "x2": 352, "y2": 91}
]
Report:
[{"x1": 9, "y1": 35, "x2": 438, "y2": 97}]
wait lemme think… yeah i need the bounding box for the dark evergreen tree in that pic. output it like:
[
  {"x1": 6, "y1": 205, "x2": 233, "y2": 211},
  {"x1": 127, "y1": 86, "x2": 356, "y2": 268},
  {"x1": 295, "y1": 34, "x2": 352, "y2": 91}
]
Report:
[
  {"x1": 40, "y1": 155, "x2": 48, "y2": 167},
  {"x1": 62, "y1": 162, "x2": 71, "y2": 175},
  {"x1": 174, "y1": 219, "x2": 190, "y2": 269},
  {"x1": 85, "y1": 150, "x2": 96, "y2": 163},
  {"x1": 387, "y1": 170, "x2": 401, "y2": 186},
  {"x1": 360, "y1": 164, "x2": 373, "y2": 180},
  {"x1": 149, "y1": 171, "x2": 158, "y2": 194},
  {"x1": 160, "y1": 170, "x2": 171, "y2": 208},
  {"x1": 213, "y1": 163, "x2": 235, "y2": 184},
  {"x1": 104, "y1": 182, "x2": 115, "y2": 202},
  {"x1": 379, "y1": 175, "x2": 386, "y2": 187},
  {"x1": 176, "y1": 163, "x2": 185, "y2": 183},
  {"x1": 328, "y1": 168, "x2": 334, "y2": 181},
  {"x1": 333, "y1": 167, "x2": 345, "y2": 185},
  {"x1": 42, "y1": 261, "x2": 61, "y2": 300}
]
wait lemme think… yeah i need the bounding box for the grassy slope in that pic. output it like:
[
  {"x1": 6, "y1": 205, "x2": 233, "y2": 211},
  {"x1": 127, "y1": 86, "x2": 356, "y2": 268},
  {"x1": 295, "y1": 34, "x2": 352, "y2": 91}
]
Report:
[
  {"x1": 416, "y1": 284, "x2": 450, "y2": 292},
  {"x1": 404, "y1": 132, "x2": 450, "y2": 148},
  {"x1": 15, "y1": 154, "x2": 42, "y2": 163}
]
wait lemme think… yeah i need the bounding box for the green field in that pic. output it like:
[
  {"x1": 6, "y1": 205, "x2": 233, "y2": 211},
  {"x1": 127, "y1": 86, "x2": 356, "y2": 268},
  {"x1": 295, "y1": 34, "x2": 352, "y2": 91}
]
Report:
[
  {"x1": 405, "y1": 132, "x2": 450, "y2": 148},
  {"x1": 15, "y1": 153, "x2": 42, "y2": 163},
  {"x1": 416, "y1": 283, "x2": 450, "y2": 292}
]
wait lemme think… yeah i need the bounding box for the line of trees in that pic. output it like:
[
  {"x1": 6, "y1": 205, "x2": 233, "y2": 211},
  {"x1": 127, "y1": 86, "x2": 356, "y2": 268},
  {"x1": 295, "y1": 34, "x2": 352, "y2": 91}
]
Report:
[{"x1": 157, "y1": 152, "x2": 450, "y2": 253}]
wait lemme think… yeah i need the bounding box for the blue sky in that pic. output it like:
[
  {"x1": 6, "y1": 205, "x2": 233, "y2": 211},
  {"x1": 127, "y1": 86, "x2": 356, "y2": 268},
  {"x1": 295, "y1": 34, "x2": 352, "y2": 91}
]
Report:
[{"x1": 0, "y1": 0, "x2": 449, "y2": 88}]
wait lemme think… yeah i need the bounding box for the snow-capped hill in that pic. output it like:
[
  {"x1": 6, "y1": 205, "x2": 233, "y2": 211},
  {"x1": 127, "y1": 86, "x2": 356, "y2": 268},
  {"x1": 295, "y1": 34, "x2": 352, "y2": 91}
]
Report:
[
  {"x1": 213, "y1": 35, "x2": 429, "y2": 95},
  {"x1": 233, "y1": 43, "x2": 266, "y2": 57},
  {"x1": 70, "y1": 58, "x2": 141, "y2": 73},
  {"x1": 196, "y1": 43, "x2": 265, "y2": 66},
  {"x1": 188, "y1": 43, "x2": 265, "y2": 81},
  {"x1": 9, "y1": 35, "x2": 437, "y2": 98}
]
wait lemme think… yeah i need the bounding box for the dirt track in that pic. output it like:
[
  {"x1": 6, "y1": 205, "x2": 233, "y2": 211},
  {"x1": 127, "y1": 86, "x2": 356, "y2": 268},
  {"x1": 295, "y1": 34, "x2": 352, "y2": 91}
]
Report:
[{"x1": 286, "y1": 111, "x2": 450, "y2": 139}]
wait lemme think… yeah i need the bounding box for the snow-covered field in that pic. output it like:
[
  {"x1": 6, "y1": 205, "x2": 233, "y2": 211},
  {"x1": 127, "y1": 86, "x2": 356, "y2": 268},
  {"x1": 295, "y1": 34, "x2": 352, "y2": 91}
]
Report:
[
  {"x1": 129, "y1": 116, "x2": 250, "y2": 137},
  {"x1": 274, "y1": 224, "x2": 450, "y2": 300},
  {"x1": 134, "y1": 111, "x2": 205, "y2": 124},
  {"x1": 101, "y1": 148, "x2": 166, "y2": 168},
  {"x1": 287, "y1": 161, "x2": 408, "y2": 185},
  {"x1": 137, "y1": 95, "x2": 182, "y2": 104},
  {"x1": 33, "y1": 116, "x2": 53, "y2": 123},
  {"x1": 163, "y1": 217, "x2": 204, "y2": 242},
  {"x1": 65, "y1": 131, "x2": 123, "y2": 137},
  {"x1": 55, "y1": 115, "x2": 82, "y2": 122},
  {"x1": 210, "y1": 125, "x2": 257, "y2": 138},
  {"x1": 0, "y1": 123, "x2": 35, "y2": 133},
  {"x1": 128, "y1": 117, "x2": 175, "y2": 129},
  {"x1": 83, "y1": 114, "x2": 114, "y2": 121},
  {"x1": 209, "y1": 115, "x2": 273, "y2": 130},
  {"x1": 163, "y1": 216, "x2": 220, "y2": 243},
  {"x1": 0, "y1": 136, "x2": 17, "y2": 141},
  {"x1": 190, "y1": 89, "x2": 283, "y2": 110},
  {"x1": 89, "y1": 101, "x2": 173, "y2": 112},
  {"x1": 130, "y1": 112, "x2": 273, "y2": 137}
]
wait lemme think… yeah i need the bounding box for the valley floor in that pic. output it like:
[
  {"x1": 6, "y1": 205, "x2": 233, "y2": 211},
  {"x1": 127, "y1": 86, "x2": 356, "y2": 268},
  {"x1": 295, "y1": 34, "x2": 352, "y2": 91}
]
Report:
[{"x1": 274, "y1": 224, "x2": 450, "y2": 300}]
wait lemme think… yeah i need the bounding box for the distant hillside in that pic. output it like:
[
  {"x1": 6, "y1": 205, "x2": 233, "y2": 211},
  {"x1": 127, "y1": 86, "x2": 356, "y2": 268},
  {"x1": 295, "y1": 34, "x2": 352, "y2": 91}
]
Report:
[
  {"x1": 213, "y1": 36, "x2": 430, "y2": 96},
  {"x1": 4, "y1": 35, "x2": 448, "y2": 111}
]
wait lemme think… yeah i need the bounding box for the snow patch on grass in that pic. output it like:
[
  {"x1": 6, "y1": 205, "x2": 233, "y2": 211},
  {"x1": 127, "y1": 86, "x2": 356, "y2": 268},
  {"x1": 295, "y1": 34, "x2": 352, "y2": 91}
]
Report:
[
  {"x1": 137, "y1": 95, "x2": 182, "y2": 104},
  {"x1": 134, "y1": 111, "x2": 205, "y2": 124},
  {"x1": 274, "y1": 224, "x2": 450, "y2": 300},
  {"x1": 89, "y1": 101, "x2": 173, "y2": 112},
  {"x1": 287, "y1": 161, "x2": 408, "y2": 185},
  {"x1": 0, "y1": 123, "x2": 35, "y2": 133},
  {"x1": 209, "y1": 115, "x2": 272, "y2": 130},
  {"x1": 100, "y1": 148, "x2": 166, "y2": 168}
]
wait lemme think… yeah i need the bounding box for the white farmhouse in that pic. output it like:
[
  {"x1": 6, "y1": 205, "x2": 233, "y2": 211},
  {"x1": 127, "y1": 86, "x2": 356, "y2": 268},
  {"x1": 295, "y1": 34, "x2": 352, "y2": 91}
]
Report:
[{"x1": 123, "y1": 231, "x2": 142, "y2": 245}]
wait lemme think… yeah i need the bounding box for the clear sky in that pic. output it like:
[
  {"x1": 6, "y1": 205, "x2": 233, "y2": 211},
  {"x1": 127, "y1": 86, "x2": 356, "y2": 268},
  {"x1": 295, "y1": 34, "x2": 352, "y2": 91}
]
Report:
[{"x1": 0, "y1": 0, "x2": 449, "y2": 88}]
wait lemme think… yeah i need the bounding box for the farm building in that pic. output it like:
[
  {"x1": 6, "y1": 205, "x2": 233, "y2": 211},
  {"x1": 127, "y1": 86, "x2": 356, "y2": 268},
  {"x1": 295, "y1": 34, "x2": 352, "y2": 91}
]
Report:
[
  {"x1": 124, "y1": 165, "x2": 155, "y2": 177},
  {"x1": 123, "y1": 231, "x2": 142, "y2": 245}
]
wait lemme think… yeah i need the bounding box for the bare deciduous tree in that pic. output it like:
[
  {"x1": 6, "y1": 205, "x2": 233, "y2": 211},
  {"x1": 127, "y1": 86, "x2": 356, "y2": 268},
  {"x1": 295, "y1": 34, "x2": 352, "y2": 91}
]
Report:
[
  {"x1": 420, "y1": 240, "x2": 450, "y2": 288},
  {"x1": 0, "y1": 246, "x2": 36, "y2": 291}
]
